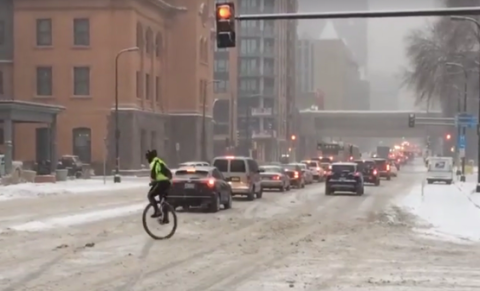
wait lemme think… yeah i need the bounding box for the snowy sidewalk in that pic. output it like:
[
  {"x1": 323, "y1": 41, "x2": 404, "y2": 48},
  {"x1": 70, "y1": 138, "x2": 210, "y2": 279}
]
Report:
[
  {"x1": 0, "y1": 178, "x2": 148, "y2": 201},
  {"x1": 397, "y1": 175, "x2": 480, "y2": 242}
]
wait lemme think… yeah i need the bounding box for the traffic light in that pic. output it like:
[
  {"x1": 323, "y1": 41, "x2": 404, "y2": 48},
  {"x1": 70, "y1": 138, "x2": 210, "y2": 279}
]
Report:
[
  {"x1": 291, "y1": 135, "x2": 296, "y2": 141},
  {"x1": 215, "y1": 3, "x2": 236, "y2": 48},
  {"x1": 446, "y1": 134, "x2": 451, "y2": 140},
  {"x1": 408, "y1": 114, "x2": 415, "y2": 128}
]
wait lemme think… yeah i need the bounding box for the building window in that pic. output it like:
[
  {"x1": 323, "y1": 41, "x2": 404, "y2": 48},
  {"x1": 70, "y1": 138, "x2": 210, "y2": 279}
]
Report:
[
  {"x1": 155, "y1": 76, "x2": 160, "y2": 101},
  {"x1": 36, "y1": 19, "x2": 52, "y2": 46},
  {"x1": 214, "y1": 80, "x2": 229, "y2": 93},
  {"x1": 0, "y1": 70, "x2": 3, "y2": 95},
  {"x1": 73, "y1": 18, "x2": 90, "y2": 46},
  {"x1": 73, "y1": 67, "x2": 90, "y2": 96},
  {"x1": 36, "y1": 66, "x2": 52, "y2": 96},
  {"x1": 140, "y1": 129, "x2": 146, "y2": 162},
  {"x1": 136, "y1": 23, "x2": 143, "y2": 49},
  {"x1": 136, "y1": 71, "x2": 141, "y2": 98},
  {"x1": 155, "y1": 32, "x2": 163, "y2": 57},
  {"x1": 145, "y1": 73, "x2": 150, "y2": 99},
  {"x1": 72, "y1": 127, "x2": 91, "y2": 163},
  {"x1": 0, "y1": 21, "x2": 4, "y2": 45},
  {"x1": 151, "y1": 131, "x2": 157, "y2": 150},
  {"x1": 145, "y1": 28, "x2": 153, "y2": 54}
]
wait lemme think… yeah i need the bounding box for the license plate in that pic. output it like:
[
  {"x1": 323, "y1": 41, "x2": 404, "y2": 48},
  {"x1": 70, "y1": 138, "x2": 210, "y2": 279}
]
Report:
[
  {"x1": 184, "y1": 183, "x2": 195, "y2": 189},
  {"x1": 231, "y1": 177, "x2": 240, "y2": 182}
]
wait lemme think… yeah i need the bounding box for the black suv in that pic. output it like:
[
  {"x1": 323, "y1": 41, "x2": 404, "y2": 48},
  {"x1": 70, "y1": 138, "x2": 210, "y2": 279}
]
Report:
[
  {"x1": 354, "y1": 160, "x2": 380, "y2": 186},
  {"x1": 325, "y1": 162, "x2": 364, "y2": 196},
  {"x1": 373, "y1": 158, "x2": 391, "y2": 180}
]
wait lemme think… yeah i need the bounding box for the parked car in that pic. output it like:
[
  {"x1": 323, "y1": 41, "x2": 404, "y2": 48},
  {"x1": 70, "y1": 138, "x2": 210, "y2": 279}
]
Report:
[{"x1": 259, "y1": 165, "x2": 290, "y2": 192}]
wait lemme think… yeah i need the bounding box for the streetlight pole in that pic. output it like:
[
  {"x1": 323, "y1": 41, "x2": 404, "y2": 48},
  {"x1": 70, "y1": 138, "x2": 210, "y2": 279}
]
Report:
[
  {"x1": 451, "y1": 16, "x2": 480, "y2": 189},
  {"x1": 114, "y1": 46, "x2": 139, "y2": 183},
  {"x1": 446, "y1": 62, "x2": 468, "y2": 182},
  {"x1": 201, "y1": 80, "x2": 219, "y2": 162}
]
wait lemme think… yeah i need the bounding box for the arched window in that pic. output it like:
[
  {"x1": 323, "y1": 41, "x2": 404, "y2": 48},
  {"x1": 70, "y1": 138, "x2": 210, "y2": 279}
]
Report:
[
  {"x1": 72, "y1": 127, "x2": 91, "y2": 163},
  {"x1": 145, "y1": 27, "x2": 153, "y2": 54},
  {"x1": 136, "y1": 22, "x2": 143, "y2": 49},
  {"x1": 155, "y1": 32, "x2": 163, "y2": 57}
]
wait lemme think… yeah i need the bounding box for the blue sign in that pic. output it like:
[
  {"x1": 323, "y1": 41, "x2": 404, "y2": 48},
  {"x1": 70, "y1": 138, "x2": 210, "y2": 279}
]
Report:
[
  {"x1": 459, "y1": 135, "x2": 466, "y2": 149},
  {"x1": 456, "y1": 113, "x2": 478, "y2": 128}
]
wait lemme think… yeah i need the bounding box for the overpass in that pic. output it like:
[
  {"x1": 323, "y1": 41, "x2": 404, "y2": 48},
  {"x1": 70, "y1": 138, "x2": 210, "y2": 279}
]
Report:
[{"x1": 298, "y1": 109, "x2": 445, "y2": 138}]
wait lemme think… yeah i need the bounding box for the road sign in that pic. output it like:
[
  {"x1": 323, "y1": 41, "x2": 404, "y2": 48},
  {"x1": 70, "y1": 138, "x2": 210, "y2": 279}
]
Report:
[
  {"x1": 456, "y1": 113, "x2": 478, "y2": 128},
  {"x1": 458, "y1": 135, "x2": 466, "y2": 149}
]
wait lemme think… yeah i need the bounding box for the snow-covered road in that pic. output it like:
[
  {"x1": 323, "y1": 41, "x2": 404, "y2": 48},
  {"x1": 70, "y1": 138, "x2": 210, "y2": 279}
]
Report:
[{"x1": 1, "y1": 166, "x2": 480, "y2": 290}]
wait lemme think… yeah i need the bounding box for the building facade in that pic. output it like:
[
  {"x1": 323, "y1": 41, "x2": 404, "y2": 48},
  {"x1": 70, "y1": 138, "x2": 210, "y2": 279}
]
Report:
[
  {"x1": 6, "y1": 0, "x2": 214, "y2": 171},
  {"x1": 232, "y1": 0, "x2": 297, "y2": 162}
]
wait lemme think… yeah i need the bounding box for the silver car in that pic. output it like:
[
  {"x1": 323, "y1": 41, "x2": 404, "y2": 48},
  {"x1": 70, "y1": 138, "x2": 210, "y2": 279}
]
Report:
[{"x1": 259, "y1": 165, "x2": 290, "y2": 192}]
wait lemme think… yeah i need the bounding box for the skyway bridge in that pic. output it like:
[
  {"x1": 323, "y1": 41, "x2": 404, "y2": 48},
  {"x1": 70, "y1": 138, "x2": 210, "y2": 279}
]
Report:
[{"x1": 299, "y1": 109, "x2": 445, "y2": 138}]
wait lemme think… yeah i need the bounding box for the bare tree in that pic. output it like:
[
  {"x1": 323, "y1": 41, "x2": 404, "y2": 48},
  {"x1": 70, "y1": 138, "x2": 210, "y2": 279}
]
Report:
[{"x1": 402, "y1": 15, "x2": 478, "y2": 109}]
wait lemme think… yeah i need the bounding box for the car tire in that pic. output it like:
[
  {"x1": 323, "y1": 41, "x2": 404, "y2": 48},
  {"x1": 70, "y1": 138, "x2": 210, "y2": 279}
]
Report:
[
  {"x1": 286, "y1": 185, "x2": 291, "y2": 191},
  {"x1": 387, "y1": 176, "x2": 391, "y2": 181},
  {"x1": 209, "y1": 194, "x2": 220, "y2": 213},
  {"x1": 246, "y1": 191, "x2": 255, "y2": 201},
  {"x1": 356, "y1": 186, "x2": 364, "y2": 196},
  {"x1": 375, "y1": 180, "x2": 380, "y2": 186},
  {"x1": 325, "y1": 186, "x2": 333, "y2": 195},
  {"x1": 256, "y1": 187, "x2": 263, "y2": 199},
  {"x1": 182, "y1": 205, "x2": 190, "y2": 211},
  {"x1": 223, "y1": 192, "x2": 232, "y2": 209},
  {"x1": 279, "y1": 184, "x2": 285, "y2": 192},
  {"x1": 427, "y1": 179, "x2": 433, "y2": 184}
]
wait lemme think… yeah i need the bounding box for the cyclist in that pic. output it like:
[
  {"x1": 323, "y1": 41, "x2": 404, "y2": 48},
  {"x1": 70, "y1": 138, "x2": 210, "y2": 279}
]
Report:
[{"x1": 145, "y1": 149, "x2": 172, "y2": 221}]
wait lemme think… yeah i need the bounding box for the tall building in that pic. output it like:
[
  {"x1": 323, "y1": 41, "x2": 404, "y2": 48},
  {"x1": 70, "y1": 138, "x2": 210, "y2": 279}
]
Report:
[
  {"x1": 297, "y1": 0, "x2": 369, "y2": 76},
  {"x1": 3, "y1": 0, "x2": 214, "y2": 171},
  {"x1": 228, "y1": 0, "x2": 297, "y2": 162}
]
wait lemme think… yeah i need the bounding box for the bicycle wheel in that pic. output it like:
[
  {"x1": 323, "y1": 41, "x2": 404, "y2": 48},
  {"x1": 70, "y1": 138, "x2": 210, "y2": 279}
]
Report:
[{"x1": 142, "y1": 202, "x2": 177, "y2": 240}]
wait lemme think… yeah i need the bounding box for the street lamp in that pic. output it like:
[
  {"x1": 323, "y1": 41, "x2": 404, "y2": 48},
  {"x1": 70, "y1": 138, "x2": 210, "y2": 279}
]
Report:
[
  {"x1": 114, "y1": 46, "x2": 139, "y2": 183},
  {"x1": 450, "y1": 16, "x2": 480, "y2": 190},
  {"x1": 201, "y1": 80, "x2": 220, "y2": 162},
  {"x1": 445, "y1": 62, "x2": 468, "y2": 182}
]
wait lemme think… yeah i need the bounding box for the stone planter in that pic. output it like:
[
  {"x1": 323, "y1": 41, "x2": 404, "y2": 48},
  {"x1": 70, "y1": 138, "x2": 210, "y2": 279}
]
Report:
[
  {"x1": 56, "y1": 169, "x2": 68, "y2": 181},
  {"x1": 21, "y1": 170, "x2": 37, "y2": 183}
]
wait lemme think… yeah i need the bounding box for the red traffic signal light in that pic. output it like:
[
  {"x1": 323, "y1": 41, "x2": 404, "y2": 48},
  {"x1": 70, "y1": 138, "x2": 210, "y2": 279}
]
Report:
[
  {"x1": 217, "y1": 4, "x2": 232, "y2": 19},
  {"x1": 446, "y1": 134, "x2": 451, "y2": 140},
  {"x1": 291, "y1": 135, "x2": 296, "y2": 141},
  {"x1": 215, "y1": 3, "x2": 236, "y2": 48}
]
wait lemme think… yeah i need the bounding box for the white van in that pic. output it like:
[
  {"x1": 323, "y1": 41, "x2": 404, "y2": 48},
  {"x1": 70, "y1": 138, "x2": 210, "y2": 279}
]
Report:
[{"x1": 426, "y1": 157, "x2": 453, "y2": 184}]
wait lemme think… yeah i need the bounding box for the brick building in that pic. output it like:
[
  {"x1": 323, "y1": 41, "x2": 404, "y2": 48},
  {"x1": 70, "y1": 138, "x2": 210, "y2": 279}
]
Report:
[{"x1": 0, "y1": 0, "x2": 215, "y2": 171}]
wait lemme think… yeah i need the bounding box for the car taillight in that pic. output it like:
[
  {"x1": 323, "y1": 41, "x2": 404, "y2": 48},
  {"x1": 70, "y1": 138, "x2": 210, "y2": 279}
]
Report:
[
  {"x1": 386, "y1": 164, "x2": 390, "y2": 171},
  {"x1": 354, "y1": 172, "x2": 360, "y2": 177},
  {"x1": 294, "y1": 171, "x2": 299, "y2": 178},
  {"x1": 207, "y1": 178, "x2": 215, "y2": 187},
  {"x1": 273, "y1": 175, "x2": 280, "y2": 180},
  {"x1": 373, "y1": 169, "x2": 377, "y2": 175},
  {"x1": 316, "y1": 167, "x2": 320, "y2": 171}
]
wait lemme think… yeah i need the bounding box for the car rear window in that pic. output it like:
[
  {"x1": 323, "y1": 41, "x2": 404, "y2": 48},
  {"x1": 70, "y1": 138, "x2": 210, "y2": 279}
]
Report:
[
  {"x1": 332, "y1": 164, "x2": 355, "y2": 173},
  {"x1": 320, "y1": 163, "x2": 330, "y2": 170},
  {"x1": 375, "y1": 160, "x2": 386, "y2": 165},
  {"x1": 307, "y1": 162, "x2": 318, "y2": 167},
  {"x1": 230, "y1": 159, "x2": 247, "y2": 172},
  {"x1": 261, "y1": 166, "x2": 282, "y2": 173},
  {"x1": 320, "y1": 157, "x2": 332, "y2": 163},
  {"x1": 174, "y1": 170, "x2": 209, "y2": 179},
  {"x1": 283, "y1": 165, "x2": 297, "y2": 171},
  {"x1": 213, "y1": 159, "x2": 228, "y2": 171}
]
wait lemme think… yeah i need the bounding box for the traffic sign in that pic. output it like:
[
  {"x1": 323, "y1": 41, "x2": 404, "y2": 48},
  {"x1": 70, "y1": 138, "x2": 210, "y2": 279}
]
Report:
[
  {"x1": 459, "y1": 135, "x2": 466, "y2": 149},
  {"x1": 456, "y1": 113, "x2": 478, "y2": 128}
]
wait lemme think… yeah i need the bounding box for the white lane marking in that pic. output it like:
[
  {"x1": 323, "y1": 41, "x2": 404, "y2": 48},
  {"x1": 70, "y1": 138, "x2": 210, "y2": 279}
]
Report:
[{"x1": 7, "y1": 203, "x2": 144, "y2": 232}]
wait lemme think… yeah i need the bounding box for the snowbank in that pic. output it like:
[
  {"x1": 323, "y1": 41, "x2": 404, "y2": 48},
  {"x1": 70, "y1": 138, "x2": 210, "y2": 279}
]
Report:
[
  {"x1": 398, "y1": 180, "x2": 480, "y2": 241},
  {"x1": 0, "y1": 179, "x2": 148, "y2": 201}
]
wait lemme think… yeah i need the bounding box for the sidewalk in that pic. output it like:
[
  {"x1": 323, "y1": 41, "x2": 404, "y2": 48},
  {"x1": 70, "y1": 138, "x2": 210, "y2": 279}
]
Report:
[{"x1": 0, "y1": 178, "x2": 148, "y2": 201}]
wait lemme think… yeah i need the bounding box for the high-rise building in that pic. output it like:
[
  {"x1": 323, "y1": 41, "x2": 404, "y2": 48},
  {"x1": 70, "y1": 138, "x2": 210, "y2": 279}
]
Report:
[
  {"x1": 219, "y1": 0, "x2": 298, "y2": 162},
  {"x1": 297, "y1": 0, "x2": 369, "y2": 76}
]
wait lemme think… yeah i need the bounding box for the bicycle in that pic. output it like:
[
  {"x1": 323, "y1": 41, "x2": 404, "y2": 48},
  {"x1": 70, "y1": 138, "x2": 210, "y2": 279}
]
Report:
[{"x1": 142, "y1": 194, "x2": 178, "y2": 240}]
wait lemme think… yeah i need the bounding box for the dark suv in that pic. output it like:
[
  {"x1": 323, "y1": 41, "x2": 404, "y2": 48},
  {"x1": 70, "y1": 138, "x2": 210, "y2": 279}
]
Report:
[
  {"x1": 373, "y1": 158, "x2": 391, "y2": 180},
  {"x1": 325, "y1": 162, "x2": 364, "y2": 196},
  {"x1": 354, "y1": 160, "x2": 380, "y2": 186}
]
